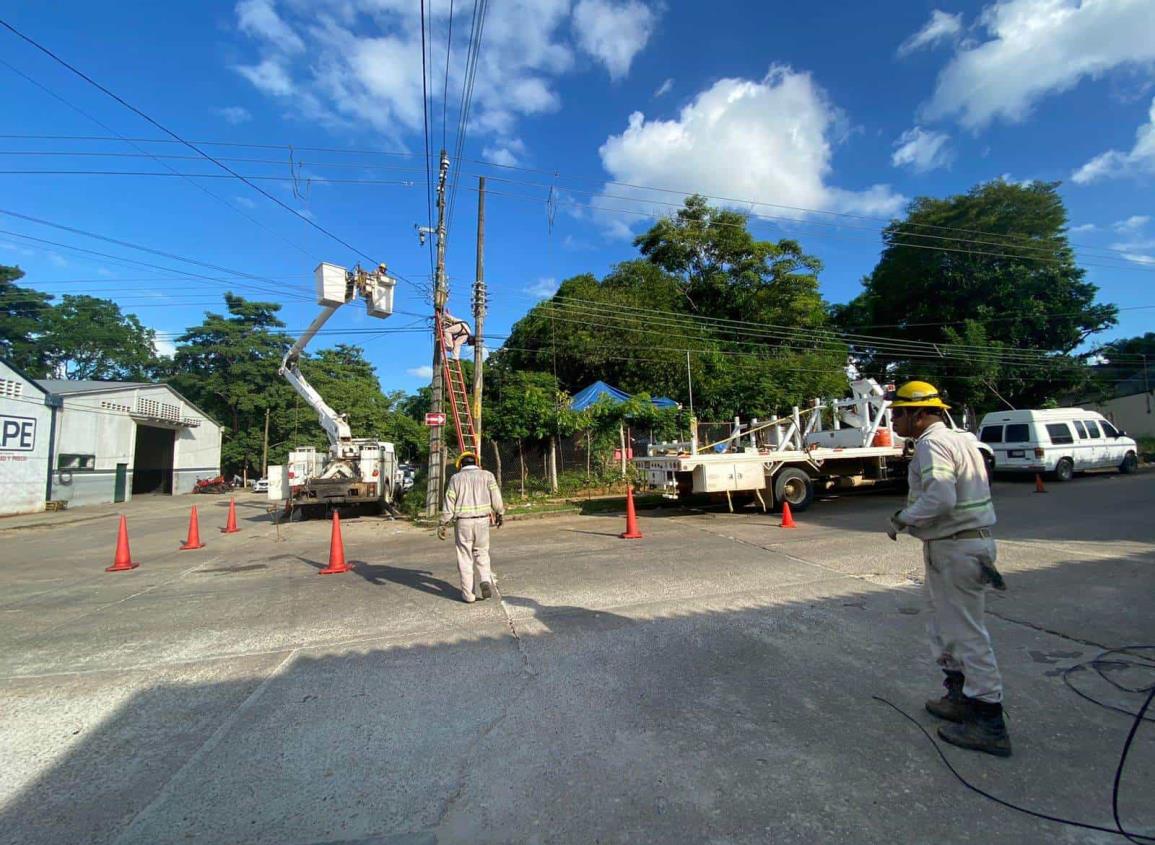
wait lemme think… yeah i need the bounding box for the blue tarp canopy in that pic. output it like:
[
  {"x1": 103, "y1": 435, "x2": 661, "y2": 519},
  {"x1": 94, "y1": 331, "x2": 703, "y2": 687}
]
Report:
[{"x1": 569, "y1": 380, "x2": 679, "y2": 411}]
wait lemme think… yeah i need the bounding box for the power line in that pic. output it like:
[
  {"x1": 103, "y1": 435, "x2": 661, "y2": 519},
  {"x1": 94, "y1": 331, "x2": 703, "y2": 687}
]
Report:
[
  {"x1": 0, "y1": 18, "x2": 386, "y2": 270},
  {"x1": 0, "y1": 58, "x2": 326, "y2": 266},
  {"x1": 4, "y1": 132, "x2": 1143, "y2": 264},
  {"x1": 419, "y1": 0, "x2": 435, "y2": 280},
  {"x1": 442, "y1": 0, "x2": 455, "y2": 152}
]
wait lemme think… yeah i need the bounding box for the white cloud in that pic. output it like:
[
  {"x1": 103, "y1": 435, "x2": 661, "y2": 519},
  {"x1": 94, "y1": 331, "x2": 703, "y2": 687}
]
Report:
[
  {"x1": 1071, "y1": 96, "x2": 1155, "y2": 184},
  {"x1": 236, "y1": 0, "x2": 304, "y2": 52},
  {"x1": 235, "y1": 58, "x2": 295, "y2": 97},
  {"x1": 593, "y1": 67, "x2": 905, "y2": 236},
  {"x1": 897, "y1": 9, "x2": 964, "y2": 57},
  {"x1": 1113, "y1": 214, "x2": 1150, "y2": 232},
  {"x1": 215, "y1": 106, "x2": 252, "y2": 124},
  {"x1": 233, "y1": 195, "x2": 258, "y2": 209},
  {"x1": 232, "y1": 0, "x2": 644, "y2": 150},
  {"x1": 654, "y1": 77, "x2": 674, "y2": 97},
  {"x1": 154, "y1": 337, "x2": 177, "y2": 358},
  {"x1": 1069, "y1": 223, "x2": 1097, "y2": 233},
  {"x1": 891, "y1": 126, "x2": 953, "y2": 172},
  {"x1": 1120, "y1": 252, "x2": 1155, "y2": 265},
  {"x1": 406, "y1": 365, "x2": 434, "y2": 378},
  {"x1": 924, "y1": 0, "x2": 1155, "y2": 130},
  {"x1": 524, "y1": 277, "x2": 559, "y2": 299},
  {"x1": 573, "y1": 0, "x2": 658, "y2": 81}
]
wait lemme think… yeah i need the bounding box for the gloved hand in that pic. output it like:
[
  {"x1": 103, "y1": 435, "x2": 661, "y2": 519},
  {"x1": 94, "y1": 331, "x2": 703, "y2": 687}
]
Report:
[
  {"x1": 437, "y1": 524, "x2": 448, "y2": 541},
  {"x1": 886, "y1": 510, "x2": 906, "y2": 541},
  {"x1": 494, "y1": 512, "x2": 504, "y2": 528}
]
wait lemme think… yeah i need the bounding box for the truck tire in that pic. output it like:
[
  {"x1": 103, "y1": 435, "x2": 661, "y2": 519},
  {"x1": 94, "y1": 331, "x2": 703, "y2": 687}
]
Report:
[
  {"x1": 1052, "y1": 458, "x2": 1074, "y2": 483},
  {"x1": 773, "y1": 468, "x2": 815, "y2": 513},
  {"x1": 1120, "y1": 451, "x2": 1138, "y2": 474}
]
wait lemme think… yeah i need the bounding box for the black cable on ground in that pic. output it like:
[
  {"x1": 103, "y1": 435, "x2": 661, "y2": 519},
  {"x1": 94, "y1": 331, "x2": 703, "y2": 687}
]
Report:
[{"x1": 873, "y1": 646, "x2": 1155, "y2": 843}]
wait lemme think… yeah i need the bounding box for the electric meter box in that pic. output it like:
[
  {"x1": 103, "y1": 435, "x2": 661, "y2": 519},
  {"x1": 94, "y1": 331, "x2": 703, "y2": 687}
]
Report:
[
  {"x1": 315, "y1": 262, "x2": 350, "y2": 307},
  {"x1": 367, "y1": 274, "x2": 396, "y2": 318}
]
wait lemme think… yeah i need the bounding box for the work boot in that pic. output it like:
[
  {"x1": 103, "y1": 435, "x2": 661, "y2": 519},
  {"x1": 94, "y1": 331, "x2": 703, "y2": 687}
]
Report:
[
  {"x1": 938, "y1": 700, "x2": 1013, "y2": 758},
  {"x1": 480, "y1": 582, "x2": 494, "y2": 600},
  {"x1": 925, "y1": 671, "x2": 971, "y2": 723}
]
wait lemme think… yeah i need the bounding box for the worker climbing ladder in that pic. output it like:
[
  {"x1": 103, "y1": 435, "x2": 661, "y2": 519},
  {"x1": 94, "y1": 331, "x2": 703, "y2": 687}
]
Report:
[{"x1": 437, "y1": 311, "x2": 476, "y2": 454}]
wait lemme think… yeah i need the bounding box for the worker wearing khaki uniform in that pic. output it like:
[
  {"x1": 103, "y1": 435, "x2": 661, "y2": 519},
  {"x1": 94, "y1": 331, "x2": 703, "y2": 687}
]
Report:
[
  {"x1": 439, "y1": 452, "x2": 504, "y2": 603},
  {"x1": 887, "y1": 381, "x2": 1011, "y2": 757}
]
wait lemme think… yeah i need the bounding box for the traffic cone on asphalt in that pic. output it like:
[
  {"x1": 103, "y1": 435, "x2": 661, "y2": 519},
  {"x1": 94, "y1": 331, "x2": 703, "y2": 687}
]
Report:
[
  {"x1": 779, "y1": 501, "x2": 797, "y2": 529},
  {"x1": 1034, "y1": 474, "x2": 1047, "y2": 494},
  {"x1": 620, "y1": 485, "x2": 643, "y2": 540},
  {"x1": 106, "y1": 515, "x2": 139, "y2": 572},
  {"x1": 180, "y1": 505, "x2": 206, "y2": 550},
  {"x1": 222, "y1": 498, "x2": 240, "y2": 534},
  {"x1": 318, "y1": 512, "x2": 349, "y2": 574}
]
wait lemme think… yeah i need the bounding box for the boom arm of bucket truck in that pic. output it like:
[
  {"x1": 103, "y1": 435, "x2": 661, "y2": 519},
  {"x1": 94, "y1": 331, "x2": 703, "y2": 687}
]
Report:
[{"x1": 278, "y1": 263, "x2": 396, "y2": 454}]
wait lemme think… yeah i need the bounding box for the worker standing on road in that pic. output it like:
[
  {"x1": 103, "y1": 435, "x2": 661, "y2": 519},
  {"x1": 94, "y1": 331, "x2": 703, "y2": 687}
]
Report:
[
  {"x1": 438, "y1": 452, "x2": 504, "y2": 604},
  {"x1": 886, "y1": 381, "x2": 1011, "y2": 757}
]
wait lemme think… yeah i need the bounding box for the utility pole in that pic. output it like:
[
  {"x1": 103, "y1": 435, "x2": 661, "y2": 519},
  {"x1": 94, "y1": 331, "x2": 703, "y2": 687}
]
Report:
[
  {"x1": 424, "y1": 149, "x2": 451, "y2": 517},
  {"x1": 472, "y1": 176, "x2": 486, "y2": 461},
  {"x1": 1143, "y1": 353, "x2": 1151, "y2": 414},
  {"x1": 262, "y1": 406, "x2": 271, "y2": 479}
]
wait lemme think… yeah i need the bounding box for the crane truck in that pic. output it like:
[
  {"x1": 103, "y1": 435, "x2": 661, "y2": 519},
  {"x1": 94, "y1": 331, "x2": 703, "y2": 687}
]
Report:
[
  {"x1": 267, "y1": 262, "x2": 400, "y2": 519},
  {"x1": 634, "y1": 378, "x2": 993, "y2": 513}
]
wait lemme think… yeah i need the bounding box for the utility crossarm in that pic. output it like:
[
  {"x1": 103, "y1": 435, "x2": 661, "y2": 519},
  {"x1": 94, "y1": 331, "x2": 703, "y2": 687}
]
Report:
[{"x1": 278, "y1": 262, "x2": 396, "y2": 453}]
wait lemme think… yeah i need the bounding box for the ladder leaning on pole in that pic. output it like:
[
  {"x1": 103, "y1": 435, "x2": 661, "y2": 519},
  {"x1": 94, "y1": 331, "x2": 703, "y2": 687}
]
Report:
[{"x1": 437, "y1": 312, "x2": 476, "y2": 454}]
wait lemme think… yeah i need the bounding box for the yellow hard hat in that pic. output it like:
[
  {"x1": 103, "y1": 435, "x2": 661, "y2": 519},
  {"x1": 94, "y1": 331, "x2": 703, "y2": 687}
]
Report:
[
  {"x1": 455, "y1": 451, "x2": 478, "y2": 469},
  {"x1": 889, "y1": 380, "x2": 951, "y2": 410}
]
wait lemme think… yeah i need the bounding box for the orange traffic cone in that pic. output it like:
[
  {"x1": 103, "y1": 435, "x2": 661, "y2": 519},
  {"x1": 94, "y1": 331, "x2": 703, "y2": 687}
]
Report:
[
  {"x1": 106, "y1": 515, "x2": 139, "y2": 572},
  {"x1": 221, "y1": 498, "x2": 240, "y2": 534},
  {"x1": 318, "y1": 512, "x2": 349, "y2": 574},
  {"x1": 1034, "y1": 474, "x2": 1047, "y2": 494},
  {"x1": 180, "y1": 505, "x2": 205, "y2": 550},
  {"x1": 779, "y1": 501, "x2": 797, "y2": 528},
  {"x1": 620, "y1": 485, "x2": 643, "y2": 539}
]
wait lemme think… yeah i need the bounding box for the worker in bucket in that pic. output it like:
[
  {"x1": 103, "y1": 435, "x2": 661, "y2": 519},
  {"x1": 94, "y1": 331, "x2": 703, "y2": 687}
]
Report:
[
  {"x1": 438, "y1": 451, "x2": 504, "y2": 603},
  {"x1": 885, "y1": 380, "x2": 1011, "y2": 757}
]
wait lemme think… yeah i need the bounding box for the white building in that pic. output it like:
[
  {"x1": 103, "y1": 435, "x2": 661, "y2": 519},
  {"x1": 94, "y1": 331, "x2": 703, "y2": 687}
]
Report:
[
  {"x1": 34, "y1": 379, "x2": 222, "y2": 508},
  {"x1": 0, "y1": 360, "x2": 54, "y2": 516},
  {"x1": 1082, "y1": 374, "x2": 1154, "y2": 439}
]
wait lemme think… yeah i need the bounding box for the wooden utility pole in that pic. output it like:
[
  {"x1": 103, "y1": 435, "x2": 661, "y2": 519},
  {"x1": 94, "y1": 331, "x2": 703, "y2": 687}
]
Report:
[
  {"x1": 424, "y1": 149, "x2": 451, "y2": 517},
  {"x1": 261, "y1": 406, "x2": 271, "y2": 478},
  {"x1": 472, "y1": 176, "x2": 486, "y2": 461}
]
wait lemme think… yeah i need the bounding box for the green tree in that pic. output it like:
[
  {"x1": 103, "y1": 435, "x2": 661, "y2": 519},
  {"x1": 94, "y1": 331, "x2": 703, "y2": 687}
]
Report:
[
  {"x1": 39, "y1": 294, "x2": 160, "y2": 380},
  {"x1": 170, "y1": 294, "x2": 294, "y2": 475},
  {"x1": 1089, "y1": 332, "x2": 1155, "y2": 400},
  {"x1": 833, "y1": 180, "x2": 1117, "y2": 411},
  {"x1": 0, "y1": 264, "x2": 53, "y2": 374},
  {"x1": 500, "y1": 196, "x2": 848, "y2": 420}
]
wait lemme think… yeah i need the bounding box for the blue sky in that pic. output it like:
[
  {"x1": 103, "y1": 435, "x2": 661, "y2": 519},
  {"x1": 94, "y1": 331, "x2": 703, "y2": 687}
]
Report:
[{"x1": 1, "y1": 0, "x2": 1153, "y2": 393}]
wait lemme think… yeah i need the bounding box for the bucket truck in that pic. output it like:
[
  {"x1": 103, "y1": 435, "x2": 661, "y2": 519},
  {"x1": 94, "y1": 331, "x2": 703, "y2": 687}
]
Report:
[{"x1": 267, "y1": 262, "x2": 400, "y2": 519}]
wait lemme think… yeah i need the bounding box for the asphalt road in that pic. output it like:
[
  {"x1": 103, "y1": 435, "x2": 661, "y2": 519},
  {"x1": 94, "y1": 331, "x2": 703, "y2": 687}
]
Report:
[{"x1": 0, "y1": 473, "x2": 1152, "y2": 844}]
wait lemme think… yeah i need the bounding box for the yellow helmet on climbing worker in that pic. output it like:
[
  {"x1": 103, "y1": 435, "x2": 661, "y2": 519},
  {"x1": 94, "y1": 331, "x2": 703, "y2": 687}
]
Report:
[
  {"x1": 455, "y1": 451, "x2": 478, "y2": 469},
  {"x1": 889, "y1": 380, "x2": 951, "y2": 410}
]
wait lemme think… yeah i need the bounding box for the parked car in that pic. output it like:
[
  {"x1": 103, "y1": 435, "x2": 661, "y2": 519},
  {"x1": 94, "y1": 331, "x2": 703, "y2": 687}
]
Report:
[
  {"x1": 251, "y1": 477, "x2": 269, "y2": 493},
  {"x1": 977, "y1": 408, "x2": 1139, "y2": 482}
]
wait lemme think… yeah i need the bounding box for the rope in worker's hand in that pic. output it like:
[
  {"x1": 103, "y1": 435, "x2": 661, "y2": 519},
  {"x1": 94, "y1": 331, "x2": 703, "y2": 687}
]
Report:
[{"x1": 874, "y1": 646, "x2": 1155, "y2": 844}]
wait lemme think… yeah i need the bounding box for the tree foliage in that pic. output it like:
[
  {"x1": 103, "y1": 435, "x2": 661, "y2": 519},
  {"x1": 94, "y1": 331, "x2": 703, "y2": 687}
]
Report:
[
  {"x1": 833, "y1": 180, "x2": 1117, "y2": 410},
  {"x1": 500, "y1": 196, "x2": 849, "y2": 420},
  {"x1": 1, "y1": 264, "x2": 53, "y2": 374},
  {"x1": 40, "y1": 295, "x2": 159, "y2": 380}
]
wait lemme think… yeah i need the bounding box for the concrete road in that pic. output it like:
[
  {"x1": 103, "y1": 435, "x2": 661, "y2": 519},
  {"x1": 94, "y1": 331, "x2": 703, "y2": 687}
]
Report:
[{"x1": 1, "y1": 476, "x2": 1153, "y2": 844}]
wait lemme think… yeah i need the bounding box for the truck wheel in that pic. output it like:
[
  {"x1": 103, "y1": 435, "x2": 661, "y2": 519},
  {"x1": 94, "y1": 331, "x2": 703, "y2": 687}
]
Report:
[
  {"x1": 1120, "y1": 451, "x2": 1138, "y2": 474},
  {"x1": 1052, "y1": 458, "x2": 1074, "y2": 483},
  {"x1": 773, "y1": 468, "x2": 815, "y2": 513}
]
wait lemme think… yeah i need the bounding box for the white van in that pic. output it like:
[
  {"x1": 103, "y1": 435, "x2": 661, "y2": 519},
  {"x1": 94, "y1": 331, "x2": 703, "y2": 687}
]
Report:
[{"x1": 977, "y1": 408, "x2": 1139, "y2": 482}]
